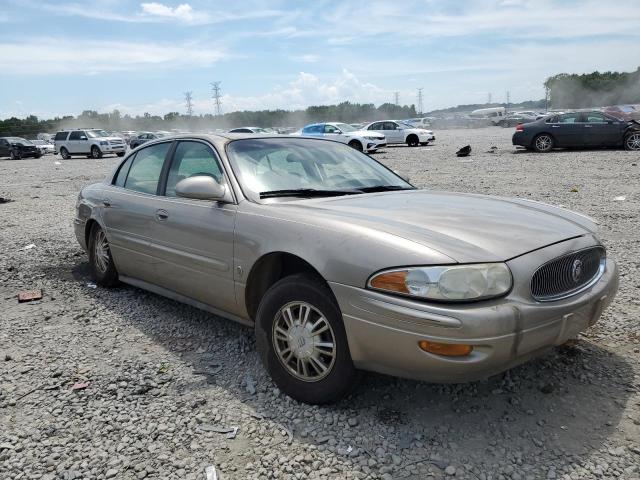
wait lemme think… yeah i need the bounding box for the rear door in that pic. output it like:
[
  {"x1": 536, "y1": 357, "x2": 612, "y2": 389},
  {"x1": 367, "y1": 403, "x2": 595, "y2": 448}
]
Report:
[
  {"x1": 384, "y1": 122, "x2": 404, "y2": 143},
  {"x1": 100, "y1": 141, "x2": 173, "y2": 283},
  {"x1": 366, "y1": 122, "x2": 385, "y2": 138},
  {"x1": 549, "y1": 113, "x2": 584, "y2": 146},
  {"x1": 150, "y1": 140, "x2": 238, "y2": 312},
  {"x1": 0, "y1": 139, "x2": 9, "y2": 157},
  {"x1": 583, "y1": 112, "x2": 623, "y2": 146}
]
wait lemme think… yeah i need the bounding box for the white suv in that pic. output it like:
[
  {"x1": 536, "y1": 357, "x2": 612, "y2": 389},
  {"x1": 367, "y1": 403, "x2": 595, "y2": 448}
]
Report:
[{"x1": 54, "y1": 129, "x2": 126, "y2": 159}]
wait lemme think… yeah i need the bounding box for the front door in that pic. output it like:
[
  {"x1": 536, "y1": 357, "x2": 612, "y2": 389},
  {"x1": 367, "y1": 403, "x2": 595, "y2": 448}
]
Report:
[
  {"x1": 67, "y1": 130, "x2": 88, "y2": 154},
  {"x1": 101, "y1": 141, "x2": 172, "y2": 283},
  {"x1": 383, "y1": 122, "x2": 404, "y2": 143},
  {"x1": 151, "y1": 140, "x2": 237, "y2": 313},
  {"x1": 582, "y1": 112, "x2": 623, "y2": 146}
]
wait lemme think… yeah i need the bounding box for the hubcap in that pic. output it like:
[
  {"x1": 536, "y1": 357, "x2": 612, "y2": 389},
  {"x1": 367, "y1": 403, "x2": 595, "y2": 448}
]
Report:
[
  {"x1": 626, "y1": 133, "x2": 640, "y2": 150},
  {"x1": 536, "y1": 135, "x2": 551, "y2": 151},
  {"x1": 272, "y1": 301, "x2": 336, "y2": 382},
  {"x1": 93, "y1": 230, "x2": 110, "y2": 273}
]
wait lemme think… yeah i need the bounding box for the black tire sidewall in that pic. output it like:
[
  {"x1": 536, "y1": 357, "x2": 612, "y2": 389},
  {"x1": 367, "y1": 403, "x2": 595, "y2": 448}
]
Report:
[
  {"x1": 255, "y1": 274, "x2": 358, "y2": 404},
  {"x1": 87, "y1": 223, "x2": 118, "y2": 287},
  {"x1": 60, "y1": 148, "x2": 69, "y2": 159},
  {"x1": 349, "y1": 140, "x2": 363, "y2": 151},
  {"x1": 91, "y1": 146, "x2": 102, "y2": 159}
]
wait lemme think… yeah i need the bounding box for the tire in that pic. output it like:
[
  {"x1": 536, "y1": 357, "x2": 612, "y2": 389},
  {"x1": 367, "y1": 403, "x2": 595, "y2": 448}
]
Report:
[
  {"x1": 624, "y1": 132, "x2": 640, "y2": 151},
  {"x1": 255, "y1": 274, "x2": 358, "y2": 404},
  {"x1": 87, "y1": 223, "x2": 119, "y2": 287},
  {"x1": 117, "y1": 152, "x2": 125, "y2": 157},
  {"x1": 533, "y1": 133, "x2": 554, "y2": 153},
  {"x1": 34, "y1": 153, "x2": 42, "y2": 159},
  {"x1": 406, "y1": 134, "x2": 419, "y2": 147},
  {"x1": 60, "y1": 147, "x2": 70, "y2": 159},
  {"x1": 91, "y1": 146, "x2": 103, "y2": 159},
  {"x1": 348, "y1": 140, "x2": 363, "y2": 152},
  {"x1": 10, "y1": 150, "x2": 20, "y2": 160}
]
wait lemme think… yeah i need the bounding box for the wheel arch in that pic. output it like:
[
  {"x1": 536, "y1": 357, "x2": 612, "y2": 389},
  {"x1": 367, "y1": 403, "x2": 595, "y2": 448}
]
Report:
[
  {"x1": 244, "y1": 251, "x2": 330, "y2": 321},
  {"x1": 531, "y1": 131, "x2": 556, "y2": 146}
]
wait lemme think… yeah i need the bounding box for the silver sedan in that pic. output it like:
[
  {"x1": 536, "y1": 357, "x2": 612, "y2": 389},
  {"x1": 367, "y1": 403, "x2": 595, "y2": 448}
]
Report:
[{"x1": 74, "y1": 134, "x2": 619, "y2": 404}]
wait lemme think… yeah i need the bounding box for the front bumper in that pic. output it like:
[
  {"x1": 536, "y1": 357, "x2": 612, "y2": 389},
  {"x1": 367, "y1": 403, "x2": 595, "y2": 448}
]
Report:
[
  {"x1": 330, "y1": 237, "x2": 619, "y2": 383},
  {"x1": 101, "y1": 144, "x2": 126, "y2": 153}
]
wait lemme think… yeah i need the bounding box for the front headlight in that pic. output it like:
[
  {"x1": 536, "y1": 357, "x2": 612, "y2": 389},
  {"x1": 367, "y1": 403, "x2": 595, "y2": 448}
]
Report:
[
  {"x1": 368, "y1": 263, "x2": 512, "y2": 301},
  {"x1": 363, "y1": 136, "x2": 382, "y2": 140},
  {"x1": 100, "y1": 141, "x2": 108, "y2": 146}
]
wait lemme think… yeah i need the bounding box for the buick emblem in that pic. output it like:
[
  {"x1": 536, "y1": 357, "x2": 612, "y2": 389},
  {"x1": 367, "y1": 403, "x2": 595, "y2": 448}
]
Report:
[{"x1": 571, "y1": 259, "x2": 583, "y2": 283}]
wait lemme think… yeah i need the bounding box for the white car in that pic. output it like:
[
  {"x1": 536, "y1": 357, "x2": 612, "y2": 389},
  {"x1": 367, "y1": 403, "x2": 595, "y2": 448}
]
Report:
[
  {"x1": 293, "y1": 122, "x2": 386, "y2": 152},
  {"x1": 364, "y1": 120, "x2": 435, "y2": 146},
  {"x1": 31, "y1": 139, "x2": 55, "y2": 155},
  {"x1": 54, "y1": 129, "x2": 126, "y2": 159}
]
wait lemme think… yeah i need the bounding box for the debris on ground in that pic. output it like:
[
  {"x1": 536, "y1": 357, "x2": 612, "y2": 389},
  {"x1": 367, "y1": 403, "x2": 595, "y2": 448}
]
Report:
[
  {"x1": 245, "y1": 373, "x2": 256, "y2": 395},
  {"x1": 204, "y1": 465, "x2": 218, "y2": 480},
  {"x1": 86, "y1": 282, "x2": 97, "y2": 289},
  {"x1": 17, "y1": 290, "x2": 43, "y2": 303},
  {"x1": 456, "y1": 145, "x2": 471, "y2": 157},
  {"x1": 614, "y1": 196, "x2": 626, "y2": 201},
  {"x1": 570, "y1": 186, "x2": 579, "y2": 192},
  {"x1": 486, "y1": 146, "x2": 498, "y2": 153},
  {"x1": 19, "y1": 244, "x2": 36, "y2": 251},
  {"x1": 193, "y1": 363, "x2": 223, "y2": 376},
  {"x1": 70, "y1": 382, "x2": 89, "y2": 391},
  {"x1": 198, "y1": 424, "x2": 239, "y2": 439},
  {"x1": 0, "y1": 197, "x2": 12, "y2": 204}
]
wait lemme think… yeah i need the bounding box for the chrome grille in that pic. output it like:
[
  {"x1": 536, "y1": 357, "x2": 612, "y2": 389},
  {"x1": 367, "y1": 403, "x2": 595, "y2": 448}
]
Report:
[{"x1": 531, "y1": 246, "x2": 605, "y2": 301}]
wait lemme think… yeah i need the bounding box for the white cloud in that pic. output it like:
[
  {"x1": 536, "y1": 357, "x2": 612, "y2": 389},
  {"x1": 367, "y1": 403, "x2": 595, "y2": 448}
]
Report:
[
  {"x1": 141, "y1": 2, "x2": 195, "y2": 22},
  {"x1": 0, "y1": 38, "x2": 226, "y2": 75},
  {"x1": 292, "y1": 54, "x2": 320, "y2": 63}
]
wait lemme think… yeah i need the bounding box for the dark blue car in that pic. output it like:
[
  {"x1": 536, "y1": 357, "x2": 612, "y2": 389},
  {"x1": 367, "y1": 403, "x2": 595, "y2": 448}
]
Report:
[{"x1": 512, "y1": 111, "x2": 640, "y2": 152}]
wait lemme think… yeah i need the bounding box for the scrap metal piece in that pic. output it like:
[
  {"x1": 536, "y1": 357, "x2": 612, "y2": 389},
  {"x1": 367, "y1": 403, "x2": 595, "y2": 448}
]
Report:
[{"x1": 18, "y1": 290, "x2": 42, "y2": 302}]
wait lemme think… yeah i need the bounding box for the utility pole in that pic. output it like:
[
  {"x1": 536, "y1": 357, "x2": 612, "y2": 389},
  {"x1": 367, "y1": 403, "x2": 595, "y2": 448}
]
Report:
[
  {"x1": 417, "y1": 87, "x2": 423, "y2": 115},
  {"x1": 211, "y1": 81, "x2": 222, "y2": 116},
  {"x1": 393, "y1": 91, "x2": 399, "y2": 106},
  {"x1": 184, "y1": 91, "x2": 194, "y2": 117},
  {"x1": 506, "y1": 90, "x2": 510, "y2": 111},
  {"x1": 487, "y1": 92, "x2": 492, "y2": 105}
]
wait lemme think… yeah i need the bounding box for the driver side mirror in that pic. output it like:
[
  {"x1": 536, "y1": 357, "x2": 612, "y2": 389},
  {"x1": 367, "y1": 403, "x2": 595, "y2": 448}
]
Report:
[{"x1": 176, "y1": 175, "x2": 226, "y2": 201}]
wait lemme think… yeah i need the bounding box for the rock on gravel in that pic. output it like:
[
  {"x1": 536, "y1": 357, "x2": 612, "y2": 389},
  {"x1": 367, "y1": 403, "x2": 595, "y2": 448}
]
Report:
[{"x1": 1, "y1": 129, "x2": 639, "y2": 479}]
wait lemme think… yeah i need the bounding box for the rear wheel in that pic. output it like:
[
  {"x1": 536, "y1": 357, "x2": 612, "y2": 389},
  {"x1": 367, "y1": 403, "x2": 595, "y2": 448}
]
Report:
[
  {"x1": 87, "y1": 223, "x2": 119, "y2": 287},
  {"x1": 60, "y1": 147, "x2": 70, "y2": 159},
  {"x1": 91, "y1": 146, "x2": 103, "y2": 159},
  {"x1": 406, "y1": 134, "x2": 419, "y2": 147},
  {"x1": 255, "y1": 274, "x2": 358, "y2": 404},
  {"x1": 624, "y1": 132, "x2": 640, "y2": 151},
  {"x1": 348, "y1": 140, "x2": 363, "y2": 152},
  {"x1": 533, "y1": 133, "x2": 554, "y2": 152}
]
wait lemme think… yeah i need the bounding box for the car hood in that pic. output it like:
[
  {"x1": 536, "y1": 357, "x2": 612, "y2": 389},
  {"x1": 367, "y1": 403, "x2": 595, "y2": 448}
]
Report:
[{"x1": 284, "y1": 190, "x2": 596, "y2": 263}]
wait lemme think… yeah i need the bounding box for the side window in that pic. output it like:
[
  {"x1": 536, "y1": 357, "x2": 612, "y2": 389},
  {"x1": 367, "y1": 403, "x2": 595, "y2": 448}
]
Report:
[
  {"x1": 124, "y1": 142, "x2": 171, "y2": 194},
  {"x1": 324, "y1": 125, "x2": 339, "y2": 134},
  {"x1": 558, "y1": 113, "x2": 582, "y2": 124},
  {"x1": 546, "y1": 116, "x2": 558, "y2": 123},
  {"x1": 303, "y1": 125, "x2": 323, "y2": 135},
  {"x1": 165, "y1": 141, "x2": 224, "y2": 197},
  {"x1": 69, "y1": 131, "x2": 83, "y2": 140},
  {"x1": 114, "y1": 154, "x2": 136, "y2": 187},
  {"x1": 586, "y1": 113, "x2": 607, "y2": 123},
  {"x1": 54, "y1": 132, "x2": 68, "y2": 141},
  {"x1": 369, "y1": 122, "x2": 382, "y2": 130}
]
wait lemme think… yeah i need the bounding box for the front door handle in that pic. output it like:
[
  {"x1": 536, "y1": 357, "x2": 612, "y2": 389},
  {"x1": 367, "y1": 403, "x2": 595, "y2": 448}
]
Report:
[{"x1": 156, "y1": 209, "x2": 169, "y2": 221}]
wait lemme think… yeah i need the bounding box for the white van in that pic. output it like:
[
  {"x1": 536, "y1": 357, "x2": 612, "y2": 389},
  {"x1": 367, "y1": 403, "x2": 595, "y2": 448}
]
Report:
[{"x1": 469, "y1": 107, "x2": 506, "y2": 125}]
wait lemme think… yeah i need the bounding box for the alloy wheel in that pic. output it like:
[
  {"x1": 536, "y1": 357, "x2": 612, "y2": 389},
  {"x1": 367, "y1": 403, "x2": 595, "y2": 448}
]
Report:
[
  {"x1": 93, "y1": 230, "x2": 110, "y2": 273},
  {"x1": 535, "y1": 135, "x2": 552, "y2": 152},
  {"x1": 272, "y1": 301, "x2": 337, "y2": 382},
  {"x1": 625, "y1": 133, "x2": 640, "y2": 150}
]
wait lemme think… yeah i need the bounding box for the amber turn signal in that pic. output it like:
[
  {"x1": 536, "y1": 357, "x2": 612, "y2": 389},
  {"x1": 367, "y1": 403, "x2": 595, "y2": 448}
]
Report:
[
  {"x1": 418, "y1": 340, "x2": 473, "y2": 357},
  {"x1": 369, "y1": 270, "x2": 409, "y2": 293}
]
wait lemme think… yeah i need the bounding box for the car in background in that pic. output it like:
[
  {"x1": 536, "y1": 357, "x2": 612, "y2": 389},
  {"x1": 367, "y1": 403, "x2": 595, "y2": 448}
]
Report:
[
  {"x1": 497, "y1": 112, "x2": 538, "y2": 128},
  {"x1": 292, "y1": 122, "x2": 386, "y2": 152},
  {"x1": 0, "y1": 137, "x2": 42, "y2": 159},
  {"x1": 469, "y1": 107, "x2": 506, "y2": 125},
  {"x1": 228, "y1": 127, "x2": 271, "y2": 134},
  {"x1": 119, "y1": 131, "x2": 138, "y2": 145},
  {"x1": 74, "y1": 133, "x2": 618, "y2": 404},
  {"x1": 54, "y1": 129, "x2": 126, "y2": 159},
  {"x1": 364, "y1": 120, "x2": 435, "y2": 146},
  {"x1": 403, "y1": 117, "x2": 435, "y2": 128},
  {"x1": 31, "y1": 139, "x2": 56, "y2": 155},
  {"x1": 37, "y1": 133, "x2": 54, "y2": 143},
  {"x1": 129, "y1": 132, "x2": 169, "y2": 149},
  {"x1": 604, "y1": 105, "x2": 640, "y2": 121},
  {"x1": 512, "y1": 111, "x2": 640, "y2": 152}
]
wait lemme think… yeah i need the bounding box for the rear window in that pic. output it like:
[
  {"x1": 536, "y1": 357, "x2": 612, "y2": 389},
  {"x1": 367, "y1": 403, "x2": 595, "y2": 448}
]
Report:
[
  {"x1": 54, "y1": 132, "x2": 68, "y2": 141},
  {"x1": 123, "y1": 142, "x2": 171, "y2": 194}
]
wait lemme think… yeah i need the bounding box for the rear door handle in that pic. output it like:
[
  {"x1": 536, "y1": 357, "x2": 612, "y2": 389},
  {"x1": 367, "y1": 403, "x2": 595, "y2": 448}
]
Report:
[{"x1": 156, "y1": 209, "x2": 169, "y2": 221}]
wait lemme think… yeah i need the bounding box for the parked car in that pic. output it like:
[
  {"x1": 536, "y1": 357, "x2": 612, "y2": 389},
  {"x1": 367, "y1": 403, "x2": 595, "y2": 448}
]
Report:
[
  {"x1": 54, "y1": 129, "x2": 126, "y2": 159},
  {"x1": 31, "y1": 139, "x2": 56, "y2": 155},
  {"x1": 604, "y1": 105, "x2": 640, "y2": 121},
  {"x1": 364, "y1": 120, "x2": 435, "y2": 146},
  {"x1": 228, "y1": 127, "x2": 270, "y2": 134},
  {"x1": 129, "y1": 132, "x2": 168, "y2": 149},
  {"x1": 403, "y1": 117, "x2": 435, "y2": 128},
  {"x1": 0, "y1": 137, "x2": 42, "y2": 159},
  {"x1": 468, "y1": 107, "x2": 506, "y2": 125},
  {"x1": 37, "y1": 133, "x2": 54, "y2": 143},
  {"x1": 75, "y1": 134, "x2": 619, "y2": 404},
  {"x1": 497, "y1": 112, "x2": 538, "y2": 128},
  {"x1": 292, "y1": 122, "x2": 386, "y2": 152},
  {"x1": 512, "y1": 111, "x2": 640, "y2": 152}
]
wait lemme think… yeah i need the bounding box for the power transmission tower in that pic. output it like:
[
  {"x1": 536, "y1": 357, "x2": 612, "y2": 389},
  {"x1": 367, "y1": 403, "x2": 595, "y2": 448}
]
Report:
[
  {"x1": 394, "y1": 91, "x2": 399, "y2": 106},
  {"x1": 211, "y1": 81, "x2": 222, "y2": 116},
  {"x1": 417, "y1": 88, "x2": 423, "y2": 115},
  {"x1": 184, "y1": 91, "x2": 194, "y2": 117}
]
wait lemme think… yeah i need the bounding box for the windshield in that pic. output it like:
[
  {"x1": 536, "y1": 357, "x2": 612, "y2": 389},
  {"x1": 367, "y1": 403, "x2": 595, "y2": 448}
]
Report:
[
  {"x1": 227, "y1": 137, "x2": 412, "y2": 201},
  {"x1": 86, "y1": 129, "x2": 110, "y2": 138},
  {"x1": 7, "y1": 137, "x2": 30, "y2": 144},
  {"x1": 335, "y1": 123, "x2": 356, "y2": 132}
]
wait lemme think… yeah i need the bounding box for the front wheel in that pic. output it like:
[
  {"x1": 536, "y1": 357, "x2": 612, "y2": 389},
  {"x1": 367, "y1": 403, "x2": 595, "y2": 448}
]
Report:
[
  {"x1": 406, "y1": 134, "x2": 419, "y2": 147},
  {"x1": 255, "y1": 274, "x2": 358, "y2": 404},
  {"x1": 91, "y1": 146, "x2": 103, "y2": 159},
  {"x1": 10, "y1": 150, "x2": 21, "y2": 160},
  {"x1": 87, "y1": 223, "x2": 119, "y2": 287},
  {"x1": 624, "y1": 132, "x2": 640, "y2": 151},
  {"x1": 116, "y1": 152, "x2": 125, "y2": 157},
  {"x1": 348, "y1": 140, "x2": 363, "y2": 152},
  {"x1": 533, "y1": 133, "x2": 554, "y2": 152}
]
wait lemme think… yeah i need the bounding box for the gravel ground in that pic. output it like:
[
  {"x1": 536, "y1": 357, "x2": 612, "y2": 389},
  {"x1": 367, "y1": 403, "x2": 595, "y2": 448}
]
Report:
[{"x1": 1, "y1": 127, "x2": 639, "y2": 480}]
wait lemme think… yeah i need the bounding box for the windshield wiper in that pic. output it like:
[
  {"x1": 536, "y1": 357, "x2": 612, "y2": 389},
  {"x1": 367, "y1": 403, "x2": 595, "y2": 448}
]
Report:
[
  {"x1": 356, "y1": 185, "x2": 416, "y2": 193},
  {"x1": 259, "y1": 188, "x2": 360, "y2": 199}
]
